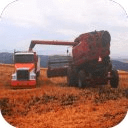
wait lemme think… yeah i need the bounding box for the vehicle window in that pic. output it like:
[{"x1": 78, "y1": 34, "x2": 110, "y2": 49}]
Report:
[{"x1": 15, "y1": 55, "x2": 34, "y2": 63}]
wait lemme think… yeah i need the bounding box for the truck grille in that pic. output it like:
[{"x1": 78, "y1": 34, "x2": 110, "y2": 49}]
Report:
[{"x1": 17, "y1": 70, "x2": 29, "y2": 80}]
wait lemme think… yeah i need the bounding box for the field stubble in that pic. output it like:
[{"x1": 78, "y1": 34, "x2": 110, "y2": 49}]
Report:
[{"x1": 0, "y1": 64, "x2": 128, "y2": 128}]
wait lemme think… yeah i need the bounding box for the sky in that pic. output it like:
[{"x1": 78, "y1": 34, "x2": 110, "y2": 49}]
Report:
[{"x1": 0, "y1": 0, "x2": 128, "y2": 58}]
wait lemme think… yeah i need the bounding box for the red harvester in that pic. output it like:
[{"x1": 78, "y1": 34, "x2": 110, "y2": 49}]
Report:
[{"x1": 29, "y1": 30, "x2": 119, "y2": 88}]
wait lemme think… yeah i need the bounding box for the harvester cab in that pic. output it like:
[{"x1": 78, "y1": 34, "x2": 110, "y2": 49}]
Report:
[{"x1": 11, "y1": 51, "x2": 40, "y2": 87}]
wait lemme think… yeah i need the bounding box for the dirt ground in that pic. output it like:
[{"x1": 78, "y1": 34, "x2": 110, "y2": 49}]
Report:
[{"x1": 0, "y1": 64, "x2": 128, "y2": 128}]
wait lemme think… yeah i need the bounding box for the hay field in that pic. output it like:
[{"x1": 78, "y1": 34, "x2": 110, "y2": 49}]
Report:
[{"x1": 0, "y1": 64, "x2": 128, "y2": 128}]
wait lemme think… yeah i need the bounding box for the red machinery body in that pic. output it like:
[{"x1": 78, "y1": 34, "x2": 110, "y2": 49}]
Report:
[
  {"x1": 29, "y1": 30, "x2": 110, "y2": 66},
  {"x1": 28, "y1": 30, "x2": 119, "y2": 88},
  {"x1": 29, "y1": 30, "x2": 111, "y2": 77},
  {"x1": 72, "y1": 31, "x2": 110, "y2": 66},
  {"x1": 11, "y1": 51, "x2": 40, "y2": 88}
]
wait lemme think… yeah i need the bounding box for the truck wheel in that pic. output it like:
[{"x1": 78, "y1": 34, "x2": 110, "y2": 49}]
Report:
[
  {"x1": 36, "y1": 71, "x2": 40, "y2": 77},
  {"x1": 67, "y1": 67, "x2": 77, "y2": 86},
  {"x1": 110, "y1": 69, "x2": 119, "y2": 88},
  {"x1": 78, "y1": 70, "x2": 86, "y2": 88}
]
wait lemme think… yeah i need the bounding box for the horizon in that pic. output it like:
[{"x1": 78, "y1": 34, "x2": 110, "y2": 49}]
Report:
[{"x1": 0, "y1": 51, "x2": 128, "y2": 60}]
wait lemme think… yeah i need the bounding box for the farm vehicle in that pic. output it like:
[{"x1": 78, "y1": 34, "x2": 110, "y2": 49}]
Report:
[
  {"x1": 29, "y1": 30, "x2": 119, "y2": 88},
  {"x1": 11, "y1": 51, "x2": 40, "y2": 87}
]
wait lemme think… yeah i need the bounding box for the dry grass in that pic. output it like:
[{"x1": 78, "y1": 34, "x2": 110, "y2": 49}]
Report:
[
  {"x1": 0, "y1": 64, "x2": 128, "y2": 128},
  {"x1": 118, "y1": 70, "x2": 128, "y2": 88}
]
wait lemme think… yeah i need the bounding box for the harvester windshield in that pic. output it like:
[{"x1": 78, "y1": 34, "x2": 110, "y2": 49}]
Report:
[{"x1": 14, "y1": 54, "x2": 34, "y2": 63}]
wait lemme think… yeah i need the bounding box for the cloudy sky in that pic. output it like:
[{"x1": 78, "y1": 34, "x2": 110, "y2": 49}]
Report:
[{"x1": 0, "y1": 0, "x2": 128, "y2": 58}]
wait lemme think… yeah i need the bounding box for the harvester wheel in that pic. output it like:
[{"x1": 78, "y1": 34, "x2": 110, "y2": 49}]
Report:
[
  {"x1": 67, "y1": 67, "x2": 77, "y2": 86},
  {"x1": 110, "y1": 69, "x2": 119, "y2": 88},
  {"x1": 78, "y1": 70, "x2": 86, "y2": 88}
]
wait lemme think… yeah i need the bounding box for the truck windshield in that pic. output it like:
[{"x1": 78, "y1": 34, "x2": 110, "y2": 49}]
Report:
[{"x1": 15, "y1": 54, "x2": 34, "y2": 63}]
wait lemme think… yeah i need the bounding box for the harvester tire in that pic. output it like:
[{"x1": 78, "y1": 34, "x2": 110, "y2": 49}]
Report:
[
  {"x1": 78, "y1": 70, "x2": 86, "y2": 88},
  {"x1": 110, "y1": 69, "x2": 119, "y2": 88},
  {"x1": 67, "y1": 67, "x2": 77, "y2": 87}
]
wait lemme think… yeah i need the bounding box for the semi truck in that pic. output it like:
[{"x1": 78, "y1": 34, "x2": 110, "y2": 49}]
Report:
[{"x1": 11, "y1": 51, "x2": 40, "y2": 87}]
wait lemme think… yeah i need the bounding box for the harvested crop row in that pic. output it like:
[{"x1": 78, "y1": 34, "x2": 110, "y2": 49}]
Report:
[{"x1": 0, "y1": 64, "x2": 128, "y2": 128}]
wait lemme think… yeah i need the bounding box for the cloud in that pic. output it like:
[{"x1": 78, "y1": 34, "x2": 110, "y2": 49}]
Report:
[
  {"x1": 0, "y1": 0, "x2": 128, "y2": 57},
  {"x1": 2, "y1": 0, "x2": 127, "y2": 28},
  {"x1": 2, "y1": 0, "x2": 49, "y2": 28}
]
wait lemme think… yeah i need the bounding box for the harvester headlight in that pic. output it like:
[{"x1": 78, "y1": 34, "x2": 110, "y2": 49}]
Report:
[{"x1": 98, "y1": 56, "x2": 102, "y2": 62}]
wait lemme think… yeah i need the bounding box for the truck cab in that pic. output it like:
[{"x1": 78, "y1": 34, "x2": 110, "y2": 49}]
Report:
[{"x1": 11, "y1": 51, "x2": 40, "y2": 87}]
